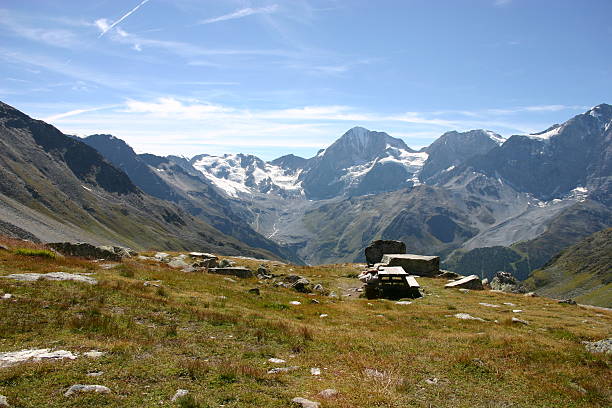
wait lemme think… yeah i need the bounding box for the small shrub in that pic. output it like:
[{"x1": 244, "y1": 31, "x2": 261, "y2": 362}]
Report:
[
  {"x1": 13, "y1": 248, "x2": 56, "y2": 259},
  {"x1": 114, "y1": 264, "x2": 135, "y2": 278},
  {"x1": 177, "y1": 394, "x2": 202, "y2": 408},
  {"x1": 165, "y1": 324, "x2": 178, "y2": 337},
  {"x1": 156, "y1": 286, "x2": 168, "y2": 297}
]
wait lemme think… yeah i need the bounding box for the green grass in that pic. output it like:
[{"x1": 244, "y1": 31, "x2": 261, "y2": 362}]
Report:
[
  {"x1": 13, "y1": 248, "x2": 57, "y2": 259},
  {"x1": 0, "y1": 247, "x2": 610, "y2": 407}
]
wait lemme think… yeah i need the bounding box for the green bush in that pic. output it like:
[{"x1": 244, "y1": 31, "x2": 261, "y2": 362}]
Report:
[{"x1": 13, "y1": 248, "x2": 56, "y2": 259}]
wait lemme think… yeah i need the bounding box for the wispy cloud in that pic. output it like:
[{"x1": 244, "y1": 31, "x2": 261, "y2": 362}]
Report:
[
  {"x1": 494, "y1": 0, "x2": 512, "y2": 6},
  {"x1": 42, "y1": 105, "x2": 117, "y2": 122},
  {"x1": 96, "y1": 0, "x2": 151, "y2": 38},
  {"x1": 200, "y1": 5, "x2": 279, "y2": 25}
]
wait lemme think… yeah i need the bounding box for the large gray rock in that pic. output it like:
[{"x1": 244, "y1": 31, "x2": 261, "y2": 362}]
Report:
[
  {"x1": 48, "y1": 242, "x2": 134, "y2": 261},
  {"x1": 380, "y1": 254, "x2": 440, "y2": 277},
  {"x1": 1, "y1": 272, "x2": 97, "y2": 285},
  {"x1": 445, "y1": 275, "x2": 484, "y2": 290},
  {"x1": 365, "y1": 240, "x2": 406, "y2": 265},
  {"x1": 292, "y1": 397, "x2": 320, "y2": 408},
  {"x1": 208, "y1": 267, "x2": 253, "y2": 278},
  {"x1": 292, "y1": 278, "x2": 312, "y2": 293},
  {"x1": 490, "y1": 271, "x2": 525, "y2": 293}
]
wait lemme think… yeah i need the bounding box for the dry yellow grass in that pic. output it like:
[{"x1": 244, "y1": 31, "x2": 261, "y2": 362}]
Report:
[{"x1": 0, "y1": 241, "x2": 610, "y2": 407}]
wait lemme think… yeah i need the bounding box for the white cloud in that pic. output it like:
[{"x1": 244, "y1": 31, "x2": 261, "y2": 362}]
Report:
[
  {"x1": 200, "y1": 5, "x2": 279, "y2": 25},
  {"x1": 42, "y1": 105, "x2": 117, "y2": 122}
]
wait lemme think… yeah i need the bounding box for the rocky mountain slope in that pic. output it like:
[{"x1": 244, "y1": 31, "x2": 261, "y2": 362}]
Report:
[
  {"x1": 80, "y1": 135, "x2": 302, "y2": 263},
  {"x1": 0, "y1": 101, "x2": 280, "y2": 259},
  {"x1": 524, "y1": 228, "x2": 612, "y2": 307}
]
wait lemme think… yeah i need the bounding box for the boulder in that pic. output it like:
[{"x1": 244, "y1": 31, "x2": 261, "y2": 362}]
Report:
[
  {"x1": 380, "y1": 254, "x2": 440, "y2": 277},
  {"x1": 171, "y1": 389, "x2": 189, "y2": 402},
  {"x1": 48, "y1": 242, "x2": 133, "y2": 261},
  {"x1": 490, "y1": 271, "x2": 526, "y2": 293},
  {"x1": 559, "y1": 299, "x2": 577, "y2": 305},
  {"x1": 1, "y1": 272, "x2": 97, "y2": 285},
  {"x1": 218, "y1": 259, "x2": 235, "y2": 267},
  {"x1": 191, "y1": 258, "x2": 218, "y2": 268},
  {"x1": 208, "y1": 267, "x2": 253, "y2": 278},
  {"x1": 318, "y1": 389, "x2": 338, "y2": 398},
  {"x1": 189, "y1": 252, "x2": 216, "y2": 259},
  {"x1": 583, "y1": 338, "x2": 612, "y2": 354},
  {"x1": 284, "y1": 275, "x2": 303, "y2": 283},
  {"x1": 436, "y1": 270, "x2": 462, "y2": 279},
  {"x1": 0, "y1": 395, "x2": 9, "y2": 408},
  {"x1": 365, "y1": 240, "x2": 406, "y2": 265},
  {"x1": 168, "y1": 258, "x2": 189, "y2": 269},
  {"x1": 292, "y1": 278, "x2": 312, "y2": 293},
  {"x1": 445, "y1": 275, "x2": 484, "y2": 290}
]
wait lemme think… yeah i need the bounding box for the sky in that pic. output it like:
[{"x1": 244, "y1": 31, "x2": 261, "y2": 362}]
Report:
[{"x1": 1, "y1": 0, "x2": 611, "y2": 160}]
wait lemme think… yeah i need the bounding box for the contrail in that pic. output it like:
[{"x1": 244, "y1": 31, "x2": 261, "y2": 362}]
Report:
[{"x1": 98, "y1": 0, "x2": 151, "y2": 38}]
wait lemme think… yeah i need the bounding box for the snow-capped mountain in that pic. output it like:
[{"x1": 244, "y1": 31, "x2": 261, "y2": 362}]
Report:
[{"x1": 190, "y1": 153, "x2": 304, "y2": 198}]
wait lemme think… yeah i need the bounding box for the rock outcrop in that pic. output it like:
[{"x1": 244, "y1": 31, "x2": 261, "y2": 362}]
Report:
[
  {"x1": 365, "y1": 240, "x2": 406, "y2": 265},
  {"x1": 445, "y1": 275, "x2": 484, "y2": 290},
  {"x1": 380, "y1": 254, "x2": 440, "y2": 277},
  {"x1": 47, "y1": 242, "x2": 135, "y2": 261}
]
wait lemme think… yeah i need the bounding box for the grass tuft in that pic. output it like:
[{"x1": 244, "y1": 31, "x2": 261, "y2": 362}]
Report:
[{"x1": 13, "y1": 248, "x2": 56, "y2": 258}]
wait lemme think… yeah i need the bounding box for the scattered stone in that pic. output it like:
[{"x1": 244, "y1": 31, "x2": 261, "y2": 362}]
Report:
[
  {"x1": 209, "y1": 267, "x2": 253, "y2": 278},
  {"x1": 329, "y1": 291, "x2": 338, "y2": 298},
  {"x1": 289, "y1": 301, "x2": 301, "y2": 305},
  {"x1": 490, "y1": 271, "x2": 526, "y2": 293},
  {"x1": 267, "y1": 366, "x2": 299, "y2": 374},
  {"x1": 512, "y1": 310, "x2": 523, "y2": 313},
  {"x1": 524, "y1": 292, "x2": 537, "y2": 297},
  {"x1": 458, "y1": 288, "x2": 470, "y2": 293},
  {"x1": 481, "y1": 278, "x2": 489, "y2": 285},
  {"x1": 453, "y1": 313, "x2": 485, "y2": 322},
  {"x1": 171, "y1": 389, "x2": 189, "y2": 402},
  {"x1": 310, "y1": 299, "x2": 320, "y2": 304},
  {"x1": 191, "y1": 258, "x2": 218, "y2": 269},
  {"x1": 310, "y1": 367, "x2": 321, "y2": 376},
  {"x1": 364, "y1": 368, "x2": 385, "y2": 379},
  {"x1": 87, "y1": 371, "x2": 104, "y2": 377},
  {"x1": 144, "y1": 280, "x2": 162, "y2": 287},
  {"x1": 1, "y1": 272, "x2": 97, "y2": 285},
  {"x1": 137, "y1": 255, "x2": 154, "y2": 261},
  {"x1": 319, "y1": 314, "x2": 328, "y2": 318},
  {"x1": 292, "y1": 278, "x2": 312, "y2": 293},
  {"x1": 445, "y1": 275, "x2": 483, "y2": 290},
  {"x1": 0, "y1": 244, "x2": 8, "y2": 251},
  {"x1": 380, "y1": 254, "x2": 440, "y2": 277},
  {"x1": 511, "y1": 317, "x2": 529, "y2": 325},
  {"x1": 312, "y1": 283, "x2": 325, "y2": 293},
  {"x1": 99, "y1": 263, "x2": 119, "y2": 270},
  {"x1": 582, "y1": 338, "x2": 612, "y2": 354},
  {"x1": 425, "y1": 377, "x2": 439, "y2": 385},
  {"x1": 224, "y1": 277, "x2": 237, "y2": 283},
  {"x1": 291, "y1": 397, "x2": 320, "y2": 408},
  {"x1": 0, "y1": 395, "x2": 9, "y2": 408},
  {"x1": 365, "y1": 240, "x2": 406, "y2": 265},
  {"x1": 1, "y1": 294, "x2": 12, "y2": 300},
  {"x1": 154, "y1": 252, "x2": 170, "y2": 261},
  {"x1": 318, "y1": 389, "x2": 338, "y2": 399},
  {"x1": 569, "y1": 382, "x2": 587, "y2": 394},
  {"x1": 83, "y1": 350, "x2": 104, "y2": 358},
  {"x1": 479, "y1": 302, "x2": 500, "y2": 308},
  {"x1": 268, "y1": 358, "x2": 286, "y2": 364},
  {"x1": 189, "y1": 252, "x2": 216, "y2": 259},
  {"x1": 559, "y1": 299, "x2": 577, "y2": 305},
  {"x1": 64, "y1": 384, "x2": 111, "y2": 397},
  {"x1": 48, "y1": 242, "x2": 134, "y2": 261},
  {"x1": 168, "y1": 258, "x2": 189, "y2": 269},
  {"x1": 395, "y1": 301, "x2": 412, "y2": 305},
  {"x1": 248, "y1": 288, "x2": 260, "y2": 295},
  {"x1": 503, "y1": 302, "x2": 516, "y2": 306}
]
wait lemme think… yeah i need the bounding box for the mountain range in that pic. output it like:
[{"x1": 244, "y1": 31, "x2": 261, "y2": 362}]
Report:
[{"x1": 0, "y1": 100, "x2": 610, "y2": 304}]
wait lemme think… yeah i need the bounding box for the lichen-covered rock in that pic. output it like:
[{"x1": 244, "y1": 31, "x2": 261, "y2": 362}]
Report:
[
  {"x1": 64, "y1": 384, "x2": 111, "y2": 397},
  {"x1": 490, "y1": 271, "x2": 526, "y2": 293},
  {"x1": 365, "y1": 240, "x2": 406, "y2": 265},
  {"x1": 208, "y1": 267, "x2": 253, "y2": 278},
  {"x1": 48, "y1": 242, "x2": 134, "y2": 261},
  {"x1": 381, "y1": 254, "x2": 440, "y2": 277},
  {"x1": 292, "y1": 278, "x2": 312, "y2": 293}
]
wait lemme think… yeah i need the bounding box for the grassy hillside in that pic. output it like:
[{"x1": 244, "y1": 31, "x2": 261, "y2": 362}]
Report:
[
  {"x1": 0, "y1": 237, "x2": 610, "y2": 407},
  {"x1": 525, "y1": 228, "x2": 612, "y2": 308}
]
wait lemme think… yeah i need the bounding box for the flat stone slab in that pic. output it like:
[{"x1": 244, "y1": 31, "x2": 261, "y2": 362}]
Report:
[
  {"x1": 1, "y1": 272, "x2": 97, "y2": 285},
  {"x1": 445, "y1": 275, "x2": 484, "y2": 290},
  {"x1": 64, "y1": 384, "x2": 111, "y2": 397},
  {"x1": 365, "y1": 240, "x2": 406, "y2": 265},
  {"x1": 0, "y1": 349, "x2": 77, "y2": 369},
  {"x1": 380, "y1": 254, "x2": 440, "y2": 277},
  {"x1": 208, "y1": 267, "x2": 253, "y2": 278}
]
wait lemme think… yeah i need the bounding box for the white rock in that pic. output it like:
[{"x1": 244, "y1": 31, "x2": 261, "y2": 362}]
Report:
[
  {"x1": 154, "y1": 252, "x2": 170, "y2": 261},
  {"x1": 395, "y1": 301, "x2": 412, "y2": 305},
  {"x1": 1, "y1": 272, "x2": 97, "y2": 284},
  {"x1": 512, "y1": 309, "x2": 523, "y2": 313},
  {"x1": 363, "y1": 368, "x2": 385, "y2": 379},
  {"x1": 83, "y1": 350, "x2": 104, "y2": 358},
  {"x1": 453, "y1": 313, "x2": 485, "y2": 322},
  {"x1": 319, "y1": 314, "x2": 328, "y2": 318},
  {"x1": 268, "y1": 358, "x2": 286, "y2": 364},
  {"x1": 267, "y1": 366, "x2": 299, "y2": 374},
  {"x1": 223, "y1": 277, "x2": 237, "y2": 283},
  {"x1": 64, "y1": 384, "x2": 111, "y2": 397},
  {"x1": 503, "y1": 302, "x2": 516, "y2": 306},
  {"x1": 478, "y1": 303, "x2": 500, "y2": 308},
  {"x1": 1, "y1": 294, "x2": 12, "y2": 300},
  {"x1": 291, "y1": 397, "x2": 320, "y2": 408},
  {"x1": 289, "y1": 301, "x2": 301, "y2": 305},
  {"x1": 0, "y1": 349, "x2": 77, "y2": 369},
  {"x1": 310, "y1": 367, "x2": 321, "y2": 375},
  {"x1": 458, "y1": 288, "x2": 470, "y2": 293},
  {"x1": 0, "y1": 395, "x2": 9, "y2": 408},
  {"x1": 143, "y1": 281, "x2": 162, "y2": 287},
  {"x1": 425, "y1": 377, "x2": 439, "y2": 385},
  {"x1": 87, "y1": 371, "x2": 104, "y2": 377},
  {"x1": 317, "y1": 388, "x2": 338, "y2": 398},
  {"x1": 171, "y1": 389, "x2": 189, "y2": 402},
  {"x1": 512, "y1": 317, "x2": 529, "y2": 325}
]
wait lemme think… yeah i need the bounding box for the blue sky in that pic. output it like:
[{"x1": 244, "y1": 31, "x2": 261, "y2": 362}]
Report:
[{"x1": 1, "y1": 0, "x2": 611, "y2": 160}]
